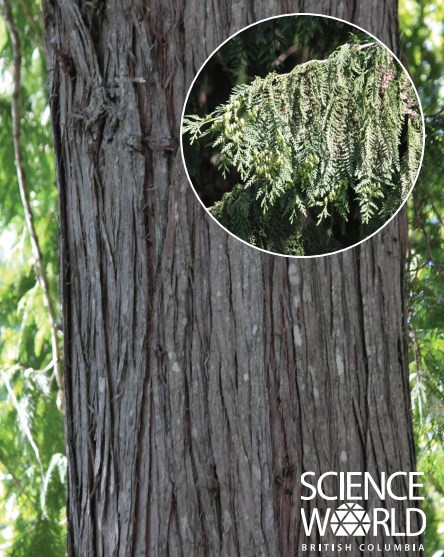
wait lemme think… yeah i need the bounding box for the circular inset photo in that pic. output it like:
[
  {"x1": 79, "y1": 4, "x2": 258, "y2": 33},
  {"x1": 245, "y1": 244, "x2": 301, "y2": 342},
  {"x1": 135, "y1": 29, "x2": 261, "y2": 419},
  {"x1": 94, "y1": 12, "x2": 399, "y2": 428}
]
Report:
[{"x1": 181, "y1": 15, "x2": 424, "y2": 257}]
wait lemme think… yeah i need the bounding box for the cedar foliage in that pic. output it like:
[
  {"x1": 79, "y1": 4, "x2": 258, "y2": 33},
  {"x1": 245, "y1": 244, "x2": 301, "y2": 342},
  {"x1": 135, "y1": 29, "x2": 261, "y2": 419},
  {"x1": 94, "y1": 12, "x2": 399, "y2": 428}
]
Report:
[{"x1": 183, "y1": 41, "x2": 423, "y2": 255}]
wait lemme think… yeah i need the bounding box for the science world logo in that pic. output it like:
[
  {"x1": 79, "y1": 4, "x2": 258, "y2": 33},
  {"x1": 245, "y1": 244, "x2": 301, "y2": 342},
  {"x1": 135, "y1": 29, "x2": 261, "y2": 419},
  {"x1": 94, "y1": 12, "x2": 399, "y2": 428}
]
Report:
[{"x1": 300, "y1": 471, "x2": 426, "y2": 537}]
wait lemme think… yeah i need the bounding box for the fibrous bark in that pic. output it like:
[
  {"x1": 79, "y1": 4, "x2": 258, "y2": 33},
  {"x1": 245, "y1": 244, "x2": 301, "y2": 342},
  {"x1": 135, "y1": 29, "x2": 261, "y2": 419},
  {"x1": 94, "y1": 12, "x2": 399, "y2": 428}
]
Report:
[{"x1": 43, "y1": 0, "x2": 419, "y2": 555}]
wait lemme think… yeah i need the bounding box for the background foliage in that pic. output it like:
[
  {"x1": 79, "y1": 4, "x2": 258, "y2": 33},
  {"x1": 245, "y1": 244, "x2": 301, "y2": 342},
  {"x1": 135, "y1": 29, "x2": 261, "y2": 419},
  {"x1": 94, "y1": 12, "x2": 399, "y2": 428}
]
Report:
[
  {"x1": 400, "y1": 0, "x2": 444, "y2": 554},
  {"x1": 0, "y1": 0, "x2": 66, "y2": 554},
  {"x1": 0, "y1": 1, "x2": 441, "y2": 555}
]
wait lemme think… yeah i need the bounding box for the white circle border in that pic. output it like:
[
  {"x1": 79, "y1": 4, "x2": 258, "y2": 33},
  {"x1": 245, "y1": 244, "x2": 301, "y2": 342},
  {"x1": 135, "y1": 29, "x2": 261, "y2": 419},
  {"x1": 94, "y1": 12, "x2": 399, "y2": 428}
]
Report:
[{"x1": 179, "y1": 13, "x2": 426, "y2": 259}]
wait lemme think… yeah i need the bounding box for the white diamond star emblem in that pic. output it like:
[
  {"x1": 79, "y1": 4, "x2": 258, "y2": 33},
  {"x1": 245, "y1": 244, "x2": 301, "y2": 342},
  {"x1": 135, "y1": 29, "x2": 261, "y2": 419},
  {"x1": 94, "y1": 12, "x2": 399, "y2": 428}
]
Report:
[{"x1": 330, "y1": 503, "x2": 371, "y2": 536}]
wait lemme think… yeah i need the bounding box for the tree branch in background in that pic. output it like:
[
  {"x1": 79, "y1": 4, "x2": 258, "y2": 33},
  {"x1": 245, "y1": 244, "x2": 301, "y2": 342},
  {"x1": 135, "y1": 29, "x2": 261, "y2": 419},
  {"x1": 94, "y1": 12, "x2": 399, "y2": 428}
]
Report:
[
  {"x1": 1, "y1": 369, "x2": 45, "y2": 482},
  {"x1": 0, "y1": 0, "x2": 63, "y2": 410},
  {"x1": 424, "y1": 108, "x2": 444, "y2": 119},
  {"x1": 413, "y1": 194, "x2": 444, "y2": 277},
  {"x1": 18, "y1": 0, "x2": 45, "y2": 51}
]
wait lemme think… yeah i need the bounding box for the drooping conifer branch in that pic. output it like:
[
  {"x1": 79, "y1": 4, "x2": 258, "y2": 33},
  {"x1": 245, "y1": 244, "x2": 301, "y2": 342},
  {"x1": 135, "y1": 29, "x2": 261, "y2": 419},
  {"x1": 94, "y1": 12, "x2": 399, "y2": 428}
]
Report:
[{"x1": 183, "y1": 41, "x2": 423, "y2": 255}]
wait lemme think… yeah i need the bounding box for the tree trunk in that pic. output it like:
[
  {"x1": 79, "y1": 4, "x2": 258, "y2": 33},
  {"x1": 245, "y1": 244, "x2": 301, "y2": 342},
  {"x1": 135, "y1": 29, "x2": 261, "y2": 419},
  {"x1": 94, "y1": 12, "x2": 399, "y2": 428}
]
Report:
[{"x1": 43, "y1": 1, "x2": 420, "y2": 555}]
